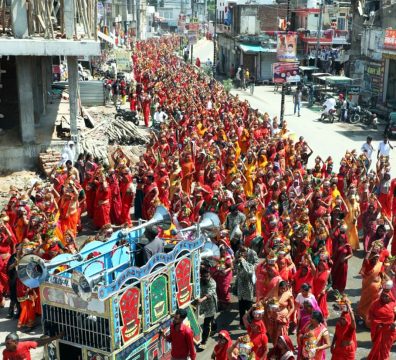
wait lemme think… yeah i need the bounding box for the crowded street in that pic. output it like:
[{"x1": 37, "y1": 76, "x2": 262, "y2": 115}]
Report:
[{"x1": 1, "y1": 33, "x2": 396, "y2": 360}]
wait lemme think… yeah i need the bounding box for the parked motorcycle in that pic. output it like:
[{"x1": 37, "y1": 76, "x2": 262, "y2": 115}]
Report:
[
  {"x1": 348, "y1": 105, "x2": 362, "y2": 124},
  {"x1": 115, "y1": 106, "x2": 140, "y2": 125},
  {"x1": 360, "y1": 108, "x2": 378, "y2": 128},
  {"x1": 321, "y1": 106, "x2": 337, "y2": 123}
]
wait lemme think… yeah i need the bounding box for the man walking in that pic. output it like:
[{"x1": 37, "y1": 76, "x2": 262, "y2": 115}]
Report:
[
  {"x1": 361, "y1": 136, "x2": 375, "y2": 170},
  {"x1": 161, "y1": 308, "x2": 196, "y2": 360},
  {"x1": 293, "y1": 88, "x2": 302, "y2": 117},
  {"x1": 196, "y1": 268, "x2": 217, "y2": 350},
  {"x1": 378, "y1": 135, "x2": 393, "y2": 159}
]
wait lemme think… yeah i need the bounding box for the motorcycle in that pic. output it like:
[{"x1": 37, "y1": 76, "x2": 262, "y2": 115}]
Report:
[
  {"x1": 321, "y1": 105, "x2": 337, "y2": 123},
  {"x1": 347, "y1": 105, "x2": 362, "y2": 124},
  {"x1": 115, "y1": 106, "x2": 140, "y2": 125},
  {"x1": 361, "y1": 108, "x2": 378, "y2": 129}
]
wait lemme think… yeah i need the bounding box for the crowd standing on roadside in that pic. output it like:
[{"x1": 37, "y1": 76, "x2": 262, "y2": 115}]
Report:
[{"x1": 1, "y1": 35, "x2": 396, "y2": 360}]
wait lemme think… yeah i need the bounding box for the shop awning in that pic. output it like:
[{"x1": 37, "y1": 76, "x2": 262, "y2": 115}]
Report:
[
  {"x1": 98, "y1": 31, "x2": 115, "y2": 45},
  {"x1": 239, "y1": 44, "x2": 267, "y2": 53}
]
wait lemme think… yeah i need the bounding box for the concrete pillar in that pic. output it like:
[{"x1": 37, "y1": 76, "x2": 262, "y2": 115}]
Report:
[
  {"x1": 16, "y1": 57, "x2": 35, "y2": 143},
  {"x1": 11, "y1": 0, "x2": 29, "y2": 39},
  {"x1": 32, "y1": 58, "x2": 40, "y2": 124},
  {"x1": 64, "y1": 0, "x2": 75, "y2": 39},
  {"x1": 41, "y1": 57, "x2": 51, "y2": 113},
  {"x1": 67, "y1": 56, "x2": 79, "y2": 141},
  {"x1": 35, "y1": 58, "x2": 45, "y2": 119}
]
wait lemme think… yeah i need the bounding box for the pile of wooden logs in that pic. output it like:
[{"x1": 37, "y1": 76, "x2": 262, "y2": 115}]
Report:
[
  {"x1": 79, "y1": 116, "x2": 149, "y2": 163},
  {"x1": 38, "y1": 149, "x2": 62, "y2": 176}
]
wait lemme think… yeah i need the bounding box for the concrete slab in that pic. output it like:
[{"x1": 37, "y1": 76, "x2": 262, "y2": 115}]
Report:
[{"x1": 0, "y1": 39, "x2": 101, "y2": 56}]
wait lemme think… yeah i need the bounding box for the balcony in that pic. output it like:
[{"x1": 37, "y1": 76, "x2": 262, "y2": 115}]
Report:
[{"x1": 0, "y1": 0, "x2": 97, "y2": 40}]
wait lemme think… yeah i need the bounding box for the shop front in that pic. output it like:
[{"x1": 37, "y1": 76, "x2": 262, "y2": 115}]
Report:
[{"x1": 382, "y1": 29, "x2": 396, "y2": 111}]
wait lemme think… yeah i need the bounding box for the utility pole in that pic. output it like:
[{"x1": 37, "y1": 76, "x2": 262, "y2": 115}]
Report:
[
  {"x1": 190, "y1": 0, "x2": 195, "y2": 64},
  {"x1": 213, "y1": 0, "x2": 217, "y2": 77},
  {"x1": 314, "y1": 0, "x2": 324, "y2": 67},
  {"x1": 279, "y1": 0, "x2": 291, "y2": 123}
]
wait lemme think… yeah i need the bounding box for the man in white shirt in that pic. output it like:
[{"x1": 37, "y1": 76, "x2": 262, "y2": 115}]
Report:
[
  {"x1": 378, "y1": 135, "x2": 393, "y2": 159},
  {"x1": 153, "y1": 107, "x2": 168, "y2": 124},
  {"x1": 361, "y1": 136, "x2": 375, "y2": 169}
]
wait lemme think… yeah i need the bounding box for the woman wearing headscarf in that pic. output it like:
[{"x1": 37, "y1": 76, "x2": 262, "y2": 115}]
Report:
[
  {"x1": 331, "y1": 299, "x2": 356, "y2": 360},
  {"x1": 298, "y1": 311, "x2": 330, "y2": 360},
  {"x1": 267, "y1": 335, "x2": 296, "y2": 360},
  {"x1": 297, "y1": 297, "x2": 321, "y2": 337},
  {"x1": 243, "y1": 309, "x2": 269, "y2": 360},
  {"x1": 211, "y1": 245, "x2": 233, "y2": 310},
  {"x1": 367, "y1": 284, "x2": 396, "y2": 360},
  {"x1": 212, "y1": 330, "x2": 232, "y2": 360}
]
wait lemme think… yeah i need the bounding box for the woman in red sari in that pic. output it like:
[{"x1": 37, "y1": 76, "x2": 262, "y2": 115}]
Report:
[
  {"x1": 107, "y1": 169, "x2": 122, "y2": 225},
  {"x1": 255, "y1": 259, "x2": 282, "y2": 302},
  {"x1": 367, "y1": 288, "x2": 396, "y2": 360},
  {"x1": 211, "y1": 330, "x2": 232, "y2": 360},
  {"x1": 119, "y1": 170, "x2": 135, "y2": 226},
  {"x1": 243, "y1": 315, "x2": 269, "y2": 360},
  {"x1": 211, "y1": 246, "x2": 233, "y2": 310},
  {"x1": 331, "y1": 230, "x2": 352, "y2": 293},
  {"x1": 58, "y1": 183, "x2": 80, "y2": 238},
  {"x1": 331, "y1": 301, "x2": 356, "y2": 360},
  {"x1": 142, "y1": 175, "x2": 159, "y2": 220},
  {"x1": 312, "y1": 259, "x2": 331, "y2": 319},
  {"x1": 93, "y1": 174, "x2": 111, "y2": 230}
]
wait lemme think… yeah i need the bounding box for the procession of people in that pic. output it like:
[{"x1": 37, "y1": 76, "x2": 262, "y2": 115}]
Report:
[{"x1": 1, "y1": 35, "x2": 396, "y2": 359}]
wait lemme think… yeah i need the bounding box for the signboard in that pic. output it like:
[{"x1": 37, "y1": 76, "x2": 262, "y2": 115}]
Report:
[
  {"x1": 178, "y1": 14, "x2": 186, "y2": 31},
  {"x1": 276, "y1": 33, "x2": 297, "y2": 62},
  {"x1": 114, "y1": 49, "x2": 131, "y2": 71},
  {"x1": 384, "y1": 29, "x2": 396, "y2": 50},
  {"x1": 188, "y1": 23, "x2": 199, "y2": 32},
  {"x1": 347, "y1": 86, "x2": 360, "y2": 95},
  {"x1": 366, "y1": 60, "x2": 384, "y2": 95},
  {"x1": 272, "y1": 62, "x2": 300, "y2": 83},
  {"x1": 187, "y1": 31, "x2": 197, "y2": 45}
]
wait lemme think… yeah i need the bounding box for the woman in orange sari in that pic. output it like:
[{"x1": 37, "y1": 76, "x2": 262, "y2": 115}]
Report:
[
  {"x1": 357, "y1": 250, "x2": 384, "y2": 327},
  {"x1": 344, "y1": 194, "x2": 360, "y2": 250},
  {"x1": 181, "y1": 155, "x2": 195, "y2": 195},
  {"x1": 14, "y1": 208, "x2": 29, "y2": 244},
  {"x1": 58, "y1": 182, "x2": 80, "y2": 238}
]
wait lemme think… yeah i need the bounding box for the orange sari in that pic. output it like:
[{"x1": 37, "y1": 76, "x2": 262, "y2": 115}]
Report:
[{"x1": 357, "y1": 259, "x2": 383, "y2": 327}]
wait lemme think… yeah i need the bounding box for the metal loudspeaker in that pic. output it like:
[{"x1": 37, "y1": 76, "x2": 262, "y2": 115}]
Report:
[
  {"x1": 175, "y1": 212, "x2": 221, "y2": 235},
  {"x1": 17, "y1": 253, "x2": 82, "y2": 288},
  {"x1": 71, "y1": 270, "x2": 102, "y2": 302},
  {"x1": 132, "y1": 205, "x2": 171, "y2": 232}
]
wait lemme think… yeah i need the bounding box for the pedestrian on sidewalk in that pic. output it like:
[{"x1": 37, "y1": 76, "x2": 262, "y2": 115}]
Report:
[{"x1": 293, "y1": 88, "x2": 302, "y2": 117}]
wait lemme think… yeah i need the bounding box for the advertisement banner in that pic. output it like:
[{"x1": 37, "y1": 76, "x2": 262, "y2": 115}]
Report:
[
  {"x1": 187, "y1": 31, "x2": 198, "y2": 45},
  {"x1": 277, "y1": 33, "x2": 297, "y2": 62},
  {"x1": 384, "y1": 29, "x2": 396, "y2": 50},
  {"x1": 272, "y1": 62, "x2": 300, "y2": 83}
]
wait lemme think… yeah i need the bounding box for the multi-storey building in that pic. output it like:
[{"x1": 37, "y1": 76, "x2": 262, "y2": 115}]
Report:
[{"x1": 0, "y1": 0, "x2": 100, "y2": 170}]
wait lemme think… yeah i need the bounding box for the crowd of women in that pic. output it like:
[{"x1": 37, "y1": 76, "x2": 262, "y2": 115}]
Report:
[{"x1": 0, "y1": 35, "x2": 396, "y2": 359}]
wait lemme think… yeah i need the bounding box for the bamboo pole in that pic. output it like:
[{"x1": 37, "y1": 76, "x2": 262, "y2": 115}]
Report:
[
  {"x1": 60, "y1": 0, "x2": 64, "y2": 34},
  {"x1": 45, "y1": 0, "x2": 54, "y2": 38},
  {"x1": 2, "y1": 0, "x2": 5, "y2": 34}
]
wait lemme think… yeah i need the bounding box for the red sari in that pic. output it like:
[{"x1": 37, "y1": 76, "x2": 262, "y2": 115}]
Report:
[
  {"x1": 93, "y1": 184, "x2": 111, "y2": 229},
  {"x1": 142, "y1": 182, "x2": 158, "y2": 220},
  {"x1": 331, "y1": 242, "x2": 352, "y2": 293},
  {"x1": 213, "y1": 330, "x2": 232, "y2": 360},
  {"x1": 312, "y1": 267, "x2": 330, "y2": 319},
  {"x1": 367, "y1": 295, "x2": 396, "y2": 360},
  {"x1": 119, "y1": 180, "x2": 134, "y2": 226},
  {"x1": 108, "y1": 176, "x2": 122, "y2": 225},
  {"x1": 331, "y1": 312, "x2": 356, "y2": 360},
  {"x1": 247, "y1": 319, "x2": 268, "y2": 360},
  {"x1": 211, "y1": 255, "x2": 233, "y2": 305}
]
